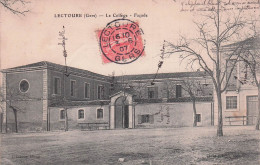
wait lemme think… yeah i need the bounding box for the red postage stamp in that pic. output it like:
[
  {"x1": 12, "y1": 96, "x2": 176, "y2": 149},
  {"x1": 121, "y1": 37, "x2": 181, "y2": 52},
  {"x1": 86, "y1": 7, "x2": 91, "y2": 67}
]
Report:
[{"x1": 98, "y1": 19, "x2": 145, "y2": 64}]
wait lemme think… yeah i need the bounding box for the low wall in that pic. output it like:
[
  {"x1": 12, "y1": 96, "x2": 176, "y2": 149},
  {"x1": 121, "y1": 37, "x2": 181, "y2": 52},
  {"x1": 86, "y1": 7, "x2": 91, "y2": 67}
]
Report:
[
  {"x1": 49, "y1": 101, "x2": 213, "y2": 131},
  {"x1": 134, "y1": 102, "x2": 213, "y2": 128},
  {"x1": 49, "y1": 105, "x2": 110, "y2": 131}
]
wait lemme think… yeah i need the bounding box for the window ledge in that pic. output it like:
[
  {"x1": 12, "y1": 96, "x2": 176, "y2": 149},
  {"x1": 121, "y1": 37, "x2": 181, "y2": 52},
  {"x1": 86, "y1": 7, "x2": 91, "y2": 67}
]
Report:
[{"x1": 225, "y1": 109, "x2": 239, "y2": 112}]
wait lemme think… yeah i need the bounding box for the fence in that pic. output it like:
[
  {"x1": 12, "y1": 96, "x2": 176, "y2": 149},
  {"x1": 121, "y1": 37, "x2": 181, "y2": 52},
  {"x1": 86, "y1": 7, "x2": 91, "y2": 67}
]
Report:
[{"x1": 225, "y1": 116, "x2": 257, "y2": 126}]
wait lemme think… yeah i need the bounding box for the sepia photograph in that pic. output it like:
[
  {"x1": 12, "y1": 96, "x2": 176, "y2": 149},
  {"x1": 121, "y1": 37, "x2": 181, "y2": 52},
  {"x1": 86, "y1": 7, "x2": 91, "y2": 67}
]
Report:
[{"x1": 0, "y1": 0, "x2": 260, "y2": 164}]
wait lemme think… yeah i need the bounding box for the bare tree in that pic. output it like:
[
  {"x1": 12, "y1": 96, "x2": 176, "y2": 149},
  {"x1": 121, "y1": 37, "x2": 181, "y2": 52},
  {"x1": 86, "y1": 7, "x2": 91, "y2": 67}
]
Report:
[
  {"x1": 0, "y1": 87, "x2": 29, "y2": 133},
  {"x1": 0, "y1": 0, "x2": 30, "y2": 15},
  {"x1": 181, "y1": 78, "x2": 203, "y2": 127},
  {"x1": 164, "y1": 0, "x2": 253, "y2": 136}
]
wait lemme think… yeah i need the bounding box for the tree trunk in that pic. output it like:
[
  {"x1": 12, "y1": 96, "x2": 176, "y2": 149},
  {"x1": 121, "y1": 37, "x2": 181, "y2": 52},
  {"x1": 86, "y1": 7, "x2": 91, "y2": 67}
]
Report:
[
  {"x1": 5, "y1": 108, "x2": 7, "y2": 133},
  {"x1": 255, "y1": 83, "x2": 260, "y2": 130},
  {"x1": 13, "y1": 109, "x2": 18, "y2": 133},
  {"x1": 192, "y1": 98, "x2": 197, "y2": 127},
  {"x1": 0, "y1": 113, "x2": 3, "y2": 133},
  {"x1": 216, "y1": 90, "x2": 223, "y2": 136},
  {"x1": 65, "y1": 108, "x2": 68, "y2": 131}
]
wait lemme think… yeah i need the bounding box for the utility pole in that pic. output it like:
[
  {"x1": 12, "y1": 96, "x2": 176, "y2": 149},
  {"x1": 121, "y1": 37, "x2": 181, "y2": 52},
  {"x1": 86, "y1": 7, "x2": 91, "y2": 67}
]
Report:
[
  {"x1": 58, "y1": 26, "x2": 69, "y2": 131},
  {"x1": 151, "y1": 40, "x2": 165, "y2": 85}
]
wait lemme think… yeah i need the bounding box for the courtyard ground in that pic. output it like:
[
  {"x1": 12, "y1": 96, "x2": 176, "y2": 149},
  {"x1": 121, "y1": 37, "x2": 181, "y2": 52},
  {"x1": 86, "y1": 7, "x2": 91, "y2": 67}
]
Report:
[{"x1": 1, "y1": 126, "x2": 260, "y2": 165}]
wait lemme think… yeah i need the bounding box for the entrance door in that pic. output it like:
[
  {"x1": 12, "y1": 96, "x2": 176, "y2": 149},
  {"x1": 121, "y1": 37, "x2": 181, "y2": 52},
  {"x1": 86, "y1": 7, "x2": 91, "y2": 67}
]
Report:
[
  {"x1": 115, "y1": 105, "x2": 123, "y2": 128},
  {"x1": 115, "y1": 105, "x2": 129, "y2": 128},
  {"x1": 115, "y1": 96, "x2": 130, "y2": 129},
  {"x1": 247, "y1": 96, "x2": 258, "y2": 125}
]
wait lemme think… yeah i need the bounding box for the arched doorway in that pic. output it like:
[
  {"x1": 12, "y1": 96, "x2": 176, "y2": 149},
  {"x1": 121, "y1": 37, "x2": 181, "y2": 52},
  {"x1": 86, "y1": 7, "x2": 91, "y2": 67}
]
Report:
[
  {"x1": 110, "y1": 91, "x2": 134, "y2": 129},
  {"x1": 115, "y1": 96, "x2": 129, "y2": 128}
]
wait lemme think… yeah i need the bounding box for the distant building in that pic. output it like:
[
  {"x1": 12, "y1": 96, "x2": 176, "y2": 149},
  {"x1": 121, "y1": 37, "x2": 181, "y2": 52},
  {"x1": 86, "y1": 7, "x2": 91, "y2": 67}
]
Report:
[{"x1": 1, "y1": 61, "x2": 213, "y2": 132}]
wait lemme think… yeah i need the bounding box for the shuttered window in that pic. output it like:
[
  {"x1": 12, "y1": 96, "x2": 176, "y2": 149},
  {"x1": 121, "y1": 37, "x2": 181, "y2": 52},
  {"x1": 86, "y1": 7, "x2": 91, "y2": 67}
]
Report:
[
  {"x1": 70, "y1": 80, "x2": 76, "y2": 96},
  {"x1": 84, "y1": 83, "x2": 90, "y2": 98},
  {"x1": 54, "y1": 77, "x2": 61, "y2": 95},
  {"x1": 176, "y1": 85, "x2": 182, "y2": 98},
  {"x1": 148, "y1": 87, "x2": 158, "y2": 99},
  {"x1": 60, "y1": 110, "x2": 65, "y2": 120},
  {"x1": 196, "y1": 114, "x2": 201, "y2": 122},
  {"x1": 98, "y1": 85, "x2": 105, "y2": 99},
  {"x1": 78, "y1": 109, "x2": 84, "y2": 119},
  {"x1": 138, "y1": 114, "x2": 154, "y2": 124},
  {"x1": 97, "y1": 108, "x2": 103, "y2": 119}
]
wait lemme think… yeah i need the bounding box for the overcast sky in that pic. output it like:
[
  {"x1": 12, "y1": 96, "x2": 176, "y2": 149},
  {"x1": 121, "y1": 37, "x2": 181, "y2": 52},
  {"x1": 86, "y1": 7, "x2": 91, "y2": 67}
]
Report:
[{"x1": 1, "y1": 0, "x2": 259, "y2": 76}]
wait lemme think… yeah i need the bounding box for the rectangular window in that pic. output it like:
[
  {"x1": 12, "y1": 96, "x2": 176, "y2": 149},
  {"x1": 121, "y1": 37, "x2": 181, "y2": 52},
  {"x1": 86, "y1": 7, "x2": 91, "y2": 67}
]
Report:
[
  {"x1": 148, "y1": 87, "x2": 158, "y2": 99},
  {"x1": 84, "y1": 83, "x2": 90, "y2": 98},
  {"x1": 97, "y1": 85, "x2": 104, "y2": 99},
  {"x1": 78, "y1": 109, "x2": 84, "y2": 119},
  {"x1": 226, "y1": 96, "x2": 237, "y2": 109},
  {"x1": 148, "y1": 90, "x2": 154, "y2": 99},
  {"x1": 142, "y1": 115, "x2": 150, "y2": 123},
  {"x1": 70, "y1": 80, "x2": 76, "y2": 96},
  {"x1": 196, "y1": 114, "x2": 201, "y2": 122},
  {"x1": 97, "y1": 108, "x2": 103, "y2": 119},
  {"x1": 138, "y1": 114, "x2": 154, "y2": 124},
  {"x1": 176, "y1": 85, "x2": 182, "y2": 98},
  {"x1": 60, "y1": 110, "x2": 65, "y2": 120},
  {"x1": 54, "y1": 77, "x2": 61, "y2": 95}
]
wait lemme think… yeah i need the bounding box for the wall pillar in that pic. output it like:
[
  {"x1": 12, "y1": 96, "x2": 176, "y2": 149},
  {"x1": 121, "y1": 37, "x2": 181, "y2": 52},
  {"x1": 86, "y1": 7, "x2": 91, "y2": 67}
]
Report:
[
  {"x1": 1, "y1": 73, "x2": 7, "y2": 132},
  {"x1": 128, "y1": 105, "x2": 133, "y2": 128},
  {"x1": 110, "y1": 105, "x2": 115, "y2": 129},
  {"x1": 42, "y1": 69, "x2": 48, "y2": 131}
]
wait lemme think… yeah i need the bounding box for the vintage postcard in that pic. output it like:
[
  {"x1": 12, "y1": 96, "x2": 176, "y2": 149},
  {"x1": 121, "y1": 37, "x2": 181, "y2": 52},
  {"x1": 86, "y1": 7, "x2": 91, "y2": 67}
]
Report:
[{"x1": 0, "y1": 0, "x2": 260, "y2": 164}]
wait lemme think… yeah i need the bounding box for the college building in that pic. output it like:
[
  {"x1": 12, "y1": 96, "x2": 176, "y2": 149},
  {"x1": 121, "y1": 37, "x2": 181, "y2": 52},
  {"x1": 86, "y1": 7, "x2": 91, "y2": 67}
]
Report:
[
  {"x1": 0, "y1": 61, "x2": 214, "y2": 132},
  {"x1": 214, "y1": 36, "x2": 259, "y2": 126}
]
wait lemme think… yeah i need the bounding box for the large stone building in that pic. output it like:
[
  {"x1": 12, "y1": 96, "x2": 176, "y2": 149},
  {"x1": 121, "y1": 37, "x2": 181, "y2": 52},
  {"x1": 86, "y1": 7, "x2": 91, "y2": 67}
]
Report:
[{"x1": 1, "y1": 61, "x2": 214, "y2": 132}]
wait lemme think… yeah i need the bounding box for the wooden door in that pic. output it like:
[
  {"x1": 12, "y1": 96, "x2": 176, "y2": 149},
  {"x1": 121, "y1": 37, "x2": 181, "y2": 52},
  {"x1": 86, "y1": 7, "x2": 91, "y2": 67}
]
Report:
[
  {"x1": 115, "y1": 105, "x2": 123, "y2": 128},
  {"x1": 247, "y1": 96, "x2": 258, "y2": 125}
]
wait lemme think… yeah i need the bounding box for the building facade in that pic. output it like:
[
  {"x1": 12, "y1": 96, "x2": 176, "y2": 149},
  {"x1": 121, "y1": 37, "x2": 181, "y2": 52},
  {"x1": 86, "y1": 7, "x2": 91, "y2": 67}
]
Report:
[
  {"x1": 214, "y1": 37, "x2": 259, "y2": 126},
  {"x1": 1, "y1": 61, "x2": 214, "y2": 132}
]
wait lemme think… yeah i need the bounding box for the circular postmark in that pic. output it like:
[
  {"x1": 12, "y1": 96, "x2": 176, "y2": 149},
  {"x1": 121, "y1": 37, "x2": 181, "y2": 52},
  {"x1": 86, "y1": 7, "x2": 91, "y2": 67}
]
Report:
[{"x1": 99, "y1": 19, "x2": 145, "y2": 64}]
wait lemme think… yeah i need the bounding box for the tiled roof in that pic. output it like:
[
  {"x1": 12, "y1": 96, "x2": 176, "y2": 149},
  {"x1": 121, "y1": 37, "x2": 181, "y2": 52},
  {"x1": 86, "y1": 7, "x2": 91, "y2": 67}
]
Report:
[
  {"x1": 6, "y1": 61, "x2": 49, "y2": 70},
  {"x1": 221, "y1": 36, "x2": 260, "y2": 50},
  {"x1": 115, "y1": 71, "x2": 208, "y2": 81},
  {"x1": 2, "y1": 61, "x2": 110, "y2": 80},
  {"x1": 2, "y1": 61, "x2": 209, "y2": 81}
]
